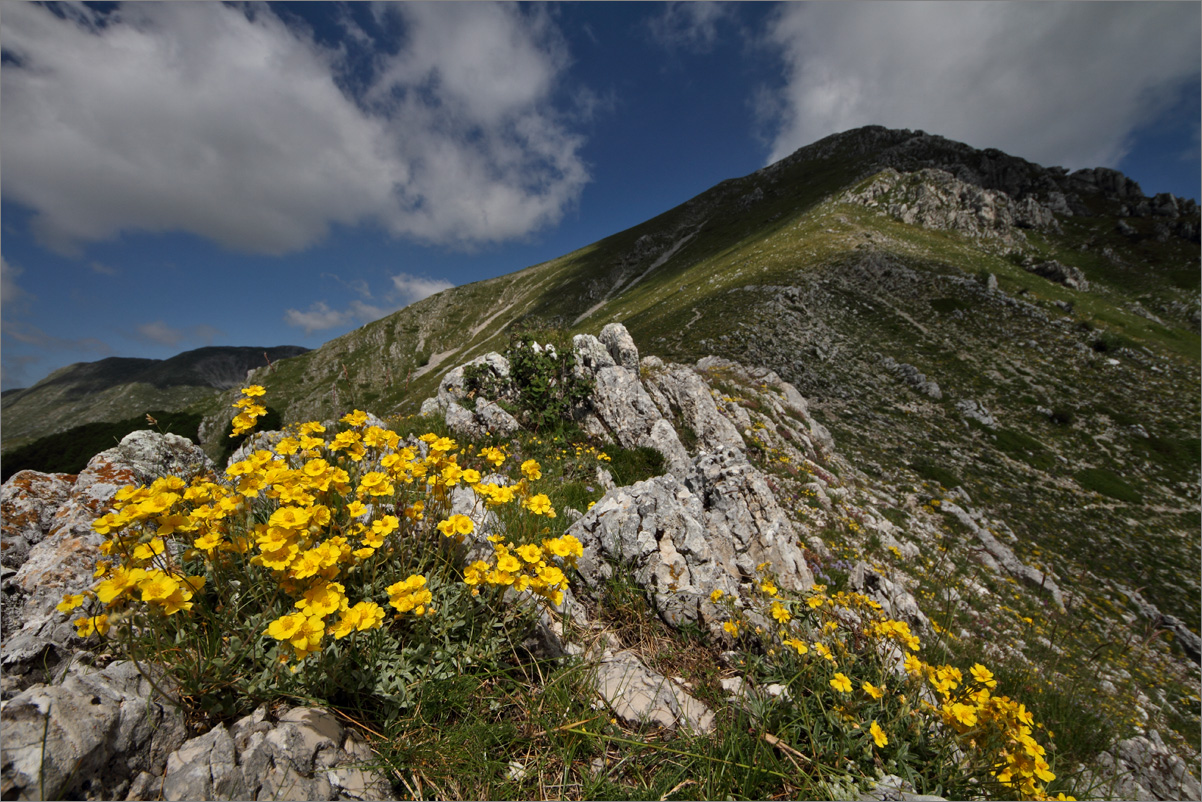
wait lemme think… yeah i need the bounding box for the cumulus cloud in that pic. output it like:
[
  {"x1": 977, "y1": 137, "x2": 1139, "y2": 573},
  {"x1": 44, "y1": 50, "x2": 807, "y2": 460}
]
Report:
[
  {"x1": 760, "y1": 2, "x2": 1201, "y2": 171},
  {"x1": 0, "y1": 2, "x2": 589, "y2": 255},
  {"x1": 647, "y1": 2, "x2": 735, "y2": 53},
  {"x1": 390, "y1": 273, "x2": 454, "y2": 306},
  {"x1": 284, "y1": 302, "x2": 352, "y2": 336},
  {"x1": 284, "y1": 272, "x2": 452, "y2": 335}
]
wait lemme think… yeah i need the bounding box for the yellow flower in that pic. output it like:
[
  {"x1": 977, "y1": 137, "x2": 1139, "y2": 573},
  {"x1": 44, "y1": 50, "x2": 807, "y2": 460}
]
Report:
[
  {"x1": 139, "y1": 571, "x2": 181, "y2": 603},
  {"x1": 295, "y1": 581, "x2": 347, "y2": 618},
  {"x1": 517, "y1": 543, "x2": 543, "y2": 564},
  {"x1": 133, "y1": 537, "x2": 166, "y2": 562},
  {"x1": 710, "y1": 588, "x2": 724, "y2": 603},
  {"x1": 431, "y1": 436, "x2": 457, "y2": 453},
  {"x1": 770, "y1": 601, "x2": 791, "y2": 624},
  {"x1": 387, "y1": 575, "x2": 433, "y2": 614},
  {"x1": 830, "y1": 673, "x2": 852, "y2": 693},
  {"x1": 194, "y1": 531, "x2": 225, "y2": 553},
  {"x1": 760, "y1": 579, "x2": 778, "y2": 597},
  {"x1": 520, "y1": 459, "x2": 542, "y2": 480},
  {"x1": 241, "y1": 385, "x2": 266, "y2": 397},
  {"x1": 870, "y1": 720, "x2": 888, "y2": 748},
  {"x1": 862, "y1": 681, "x2": 885, "y2": 700},
  {"x1": 340, "y1": 409, "x2": 368, "y2": 427},
  {"x1": 722, "y1": 621, "x2": 740, "y2": 638},
  {"x1": 813, "y1": 642, "x2": 835, "y2": 662},
  {"x1": 523, "y1": 494, "x2": 553, "y2": 516},
  {"x1": 371, "y1": 516, "x2": 400, "y2": 537},
  {"x1": 782, "y1": 637, "x2": 808, "y2": 655},
  {"x1": 267, "y1": 612, "x2": 306, "y2": 641},
  {"x1": 74, "y1": 614, "x2": 109, "y2": 638},
  {"x1": 496, "y1": 552, "x2": 522, "y2": 573},
  {"x1": 970, "y1": 663, "x2": 998, "y2": 688},
  {"x1": 56, "y1": 593, "x2": 85, "y2": 613}
]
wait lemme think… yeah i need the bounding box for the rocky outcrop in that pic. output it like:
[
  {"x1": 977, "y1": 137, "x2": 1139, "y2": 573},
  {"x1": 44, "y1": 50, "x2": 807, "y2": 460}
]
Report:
[
  {"x1": 160, "y1": 706, "x2": 390, "y2": 801},
  {"x1": 1088, "y1": 730, "x2": 1202, "y2": 802},
  {"x1": 843, "y1": 168, "x2": 1061, "y2": 245},
  {"x1": 419, "y1": 353, "x2": 521, "y2": 439},
  {"x1": 942, "y1": 502, "x2": 1064, "y2": 611},
  {"x1": 880, "y1": 357, "x2": 942, "y2": 400},
  {"x1": 1023, "y1": 259, "x2": 1089, "y2": 291},
  {"x1": 0, "y1": 661, "x2": 187, "y2": 801},
  {"x1": 2, "y1": 431, "x2": 213, "y2": 689},
  {"x1": 568, "y1": 454, "x2": 814, "y2": 636}
]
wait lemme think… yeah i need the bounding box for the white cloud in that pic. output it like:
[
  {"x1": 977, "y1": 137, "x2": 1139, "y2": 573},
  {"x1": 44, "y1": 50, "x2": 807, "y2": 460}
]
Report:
[
  {"x1": 133, "y1": 320, "x2": 225, "y2": 348},
  {"x1": 760, "y1": 2, "x2": 1201, "y2": 172},
  {"x1": 284, "y1": 302, "x2": 352, "y2": 335},
  {"x1": 0, "y1": 2, "x2": 589, "y2": 255},
  {"x1": 137, "y1": 320, "x2": 185, "y2": 347},
  {"x1": 2, "y1": 258, "x2": 28, "y2": 310},
  {"x1": 647, "y1": 2, "x2": 735, "y2": 53},
  {"x1": 284, "y1": 272, "x2": 452, "y2": 335},
  {"x1": 390, "y1": 273, "x2": 454, "y2": 306}
]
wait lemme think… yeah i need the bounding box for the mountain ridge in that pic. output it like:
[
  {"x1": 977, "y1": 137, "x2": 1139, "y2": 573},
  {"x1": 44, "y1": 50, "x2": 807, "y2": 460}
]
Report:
[{"x1": 1, "y1": 345, "x2": 309, "y2": 449}]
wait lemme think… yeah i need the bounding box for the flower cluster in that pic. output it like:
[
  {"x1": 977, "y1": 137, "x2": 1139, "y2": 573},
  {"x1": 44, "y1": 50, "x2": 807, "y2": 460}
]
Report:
[
  {"x1": 463, "y1": 533, "x2": 583, "y2": 606},
  {"x1": 230, "y1": 385, "x2": 267, "y2": 437},
  {"x1": 715, "y1": 564, "x2": 1067, "y2": 801},
  {"x1": 59, "y1": 388, "x2": 583, "y2": 687}
]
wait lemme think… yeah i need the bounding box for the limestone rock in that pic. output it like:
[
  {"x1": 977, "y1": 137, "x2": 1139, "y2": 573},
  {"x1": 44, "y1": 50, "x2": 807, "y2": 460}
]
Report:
[
  {"x1": 0, "y1": 471, "x2": 75, "y2": 572},
  {"x1": 569, "y1": 449, "x2": 813, "y2": 635},
  {"x1": 3, "y1": 432, "x2": 213, "y2": 683},
  {"x1": 956, "y1": 399, "x2": 996, "y2": 428},
  {"x1": 161, "y1": 706, "x2": 391, "y2": 801},
  {"x1": 592, "y1": 650, "x2": 714, "y2": 733},
  {"x1": 1090, "y1": 730, "x2": 1202, "y2": 802},
  {"x1": 942, "y1": 503, "x2": 1064, "y2": 610},
  {"x1": 644, "y1": 364, "x2": 743, "y2": 454},
  {"x1": 858, "y1": 774, "x2": 948, "y2": 801},
  {"x1": 0, "y1": 661, "x2": 186, "y2": 802},
  {"x1": 686, "y1": 447, "x2": 814, "y2": 592},
  {"x1": 1024, "y1": 259, "x2": 1089, "y2": 291},
  {"x1": 435, "y1": 352, "x2": 510, "y2": 409},
  {"x1": 599, "y1": 322, "x2": 640, "y2": 373},
  {"x1": 881, "y1": 357, "x2": 941, "y2": 400}
]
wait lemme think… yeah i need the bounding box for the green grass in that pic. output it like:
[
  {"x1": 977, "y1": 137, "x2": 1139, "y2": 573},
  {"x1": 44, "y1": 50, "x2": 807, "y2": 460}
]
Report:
[
  {"x1": 1074, "y1": 467, "x2": 1141, "y2": 503},
  {"x1": 908, "y1": 457, "x2": 962, "y2": 489}
]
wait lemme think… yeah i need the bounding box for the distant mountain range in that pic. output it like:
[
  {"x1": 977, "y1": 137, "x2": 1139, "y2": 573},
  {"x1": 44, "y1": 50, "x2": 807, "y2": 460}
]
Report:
[{"x1": 1, "y1": 346, "x2": 308, "y2": 448}]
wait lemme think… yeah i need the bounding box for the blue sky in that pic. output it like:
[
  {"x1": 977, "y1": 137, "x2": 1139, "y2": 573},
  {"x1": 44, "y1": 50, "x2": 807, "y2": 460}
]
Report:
[{"x1": 2, "y1": 1, "x2": 1199, "y2": 392}]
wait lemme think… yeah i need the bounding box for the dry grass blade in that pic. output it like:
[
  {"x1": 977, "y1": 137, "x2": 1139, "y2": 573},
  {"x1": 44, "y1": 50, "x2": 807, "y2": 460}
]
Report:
[
  {"x1": 529, "y1": 715, "x2": 601, "y2": 739},
  {"x1": 659, "y1": 778, "x2": 696, "y2": 800},
  {"x1": 763, "y1": 731, "x2": 812, "y2": 773}
]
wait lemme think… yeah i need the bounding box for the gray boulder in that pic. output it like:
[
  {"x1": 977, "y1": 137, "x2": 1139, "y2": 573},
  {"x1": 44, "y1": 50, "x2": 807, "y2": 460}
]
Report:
[
  {"x1": 161, "y1": 706, "x2": 391, "y2": 801},
  {"x1": 592, "y1": 649, "x2": 714, "y2": 733},
  {"x1": 1089, "y1": 730, "x2": 1202, "y2": 801},
  {"x1": 1, "y1": 471, "x2": 75, "y2": 574},
  {"x1": 942, "y1": 502, "x2": 1064, "y2": 610},
  {"x1": 599, "y1": 322, "x2": 641, "y2": 373},
  {"x1": 569, "y1": 448, "x2": 813, "y2": 635},
  {"x1": 3, "y1": 432, "x2": 213, "y2": 684},
  {"x1": 0, "y1": 660, "x2": 187, "y2": 801},
  {"x1": 1024, "y1": 259, "x2": 1089, "y2": 291}
]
